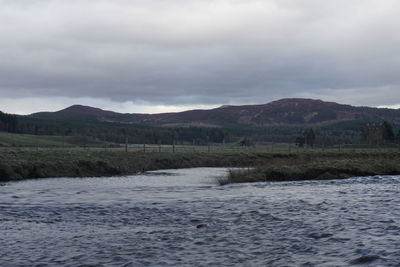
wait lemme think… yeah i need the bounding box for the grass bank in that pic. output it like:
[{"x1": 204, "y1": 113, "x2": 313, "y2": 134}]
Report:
[
  {"x1": 219, "y1": 152, "x2": 400, "y2": 185},
  {"x1": 1, "y1": 149, "x2": 400, "y2": 183},
  {"x1": 0, "y1": 149, "x2": 280, "y2": 182}
]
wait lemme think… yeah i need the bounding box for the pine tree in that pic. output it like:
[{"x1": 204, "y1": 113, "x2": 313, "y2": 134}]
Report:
[{"x1": 382, "y1": 121, "x2": 395, "y2": 141}]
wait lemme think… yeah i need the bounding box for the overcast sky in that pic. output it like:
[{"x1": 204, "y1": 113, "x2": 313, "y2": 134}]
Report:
[{"x1": 1, "y1": 0, "x2": 400, "y2": 114}]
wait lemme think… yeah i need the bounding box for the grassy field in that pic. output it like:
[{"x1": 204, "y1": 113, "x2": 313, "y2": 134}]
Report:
[
  {"x1": 2, "y1": 132, "x2": 400, "y2": 183},
  {"x1": 0, "y1": 132, "x2": 72, "y2": 147},
  {"x1": 2, "y1": 131, "x2": 400, "y2": 153},
  {"x1": 0, "y1": 132, "x2": 111, "y2": 148}
]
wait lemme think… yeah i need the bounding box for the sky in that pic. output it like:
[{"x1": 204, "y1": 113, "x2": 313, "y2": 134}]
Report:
[{"x1": 1, "y1": 0, "x2": 400, "y2": 114}]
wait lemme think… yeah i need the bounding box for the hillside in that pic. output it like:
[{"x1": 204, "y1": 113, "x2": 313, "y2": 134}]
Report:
[{"x1": 30, "y1": 98, "x2": 400, "y2": 127}]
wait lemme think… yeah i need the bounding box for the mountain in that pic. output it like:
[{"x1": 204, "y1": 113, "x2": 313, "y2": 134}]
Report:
[
  {"x1": 31, "y1": 104, "x2": 148, "y2": 123},
  {"x1": 30, "y1": 98, "x2": 400, "y2": 127}
]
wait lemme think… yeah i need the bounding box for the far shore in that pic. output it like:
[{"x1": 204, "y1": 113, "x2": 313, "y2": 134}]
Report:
[
  {"x1": 219, "y1": 157, "x2": 400, "y2": 185},
  {"x1": 1, "y1": 149, "x2": 400, "y2": 184}
]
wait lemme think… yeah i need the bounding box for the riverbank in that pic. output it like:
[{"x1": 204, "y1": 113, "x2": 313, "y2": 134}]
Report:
[
  {"x1": 219, "y1": 154, "x2": 400, "y2": 185},
  {"x1": 1, "y1": 149, "x2": 400, "y2": 182},
  {"x1": 0, "y1": 149, "x2": 277, "y2": 182}
]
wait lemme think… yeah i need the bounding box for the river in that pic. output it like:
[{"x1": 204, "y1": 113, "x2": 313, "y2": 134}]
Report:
[{"x1": 1, "y1": 168, "x2": 400, "y2": 266}]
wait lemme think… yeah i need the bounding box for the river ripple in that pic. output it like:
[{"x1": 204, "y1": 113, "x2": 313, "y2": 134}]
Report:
[{"x1": 1, "y1": 168, "x2": 400, "y2": 266}]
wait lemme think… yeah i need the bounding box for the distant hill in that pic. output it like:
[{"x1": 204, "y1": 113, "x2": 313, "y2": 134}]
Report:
[{"x1": 30, "y1": 98, "x2": 400, "y2": 127}]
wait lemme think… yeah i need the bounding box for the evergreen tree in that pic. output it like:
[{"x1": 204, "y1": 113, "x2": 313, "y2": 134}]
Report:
[
  {"x1": 396, "y1": 130, "x2": 400, "y2": 143},
  {"x1": 382, "y1": 121, "x2": 395, "y2": 141},
  {"x1": 0, "y1": 111, "x2": 18, "y2": 133},
  {"x1": 304, "y1": 128, "x2": 316, "y2": 147},
  {"x1": 295, "y1": 136, "x2": 305, "y2": 147}
]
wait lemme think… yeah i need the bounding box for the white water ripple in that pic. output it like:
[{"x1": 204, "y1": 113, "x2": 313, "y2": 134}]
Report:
[{"x1": 1, "y1": 168, "x2": 400, "y2": 266}]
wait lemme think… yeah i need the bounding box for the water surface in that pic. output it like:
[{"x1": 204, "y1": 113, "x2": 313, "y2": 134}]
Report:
[{"x1": 1, "y1": 168, "x2": 399, "y2": 266}]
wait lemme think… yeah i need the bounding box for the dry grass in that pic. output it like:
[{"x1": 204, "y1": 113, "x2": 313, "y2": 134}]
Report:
[
  {"x1": 218, "y1": 157, "x2": 400, "y2": 185},
  {"x1": 1, "y1": 148, "x2": 400, "y2": 183}
]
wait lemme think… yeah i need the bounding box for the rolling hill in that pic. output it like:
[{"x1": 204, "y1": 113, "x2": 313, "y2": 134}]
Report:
[{"x1": 30, "y1": 98, "x2": 400, "y2": 127}]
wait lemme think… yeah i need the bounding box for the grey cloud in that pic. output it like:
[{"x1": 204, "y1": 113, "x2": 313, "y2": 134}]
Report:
[{"x1": 0, "y1": 0, "x2": 400, "y2": 107}]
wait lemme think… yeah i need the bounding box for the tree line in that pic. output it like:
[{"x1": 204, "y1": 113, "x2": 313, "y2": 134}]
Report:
[
  {"x1": 360, "y1": 121, "x2": 400, "y2": 145},
  {"x1": 2, "y1": 111, "x2": 400, "y2": 147},
  {"x1": 0, "y1": 111, "x2": 18, "y2": 133},
  {"x1": 293, "y1": 121, "x2": 400, "y2": 148},
  {"x1": 12, "y1": 116, "x2": 231, "y2": 145}
]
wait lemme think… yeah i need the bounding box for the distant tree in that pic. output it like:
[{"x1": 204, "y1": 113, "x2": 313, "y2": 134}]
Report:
[
  {"x1": 396, "y1": 130, "x2": 400, "y2": 144},
  {"x1": 238, "y1": 137, "x2": 253, "y2": 146},
  {"x1": 304, "y1": 128, "x2": 316, "y2": 148},
  {"x1": 382, "y1": 121, "x2": 395, "y2": 142},
  {"x1": 360, "y1": 122, "x2": 395, "y2": 145},
  {"x1": 360, "y1": 125, "x2": 369, "y2": 144},
  {"x1": 34, "y1": 125, "x2": 40, "y2": 135},
  {"x1": 0, "y1": 111, "x2": 18, "y2": 133},
  {"x1": 295, "y1": 136, "x2": 305, "y2": 147}
]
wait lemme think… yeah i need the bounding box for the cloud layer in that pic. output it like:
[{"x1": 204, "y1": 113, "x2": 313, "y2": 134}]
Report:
[{"x1": 1, "y1": 0, "x2": 400, "y2": 113}]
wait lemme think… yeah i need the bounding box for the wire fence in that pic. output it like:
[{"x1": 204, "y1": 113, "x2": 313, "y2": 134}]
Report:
[{"x1": 2, "y1": 143, "x2": 400, "y2": 154}]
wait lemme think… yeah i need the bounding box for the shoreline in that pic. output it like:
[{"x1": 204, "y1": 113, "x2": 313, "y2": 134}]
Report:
[
  {"x1": 219, "y1": 157, "x2": 400, "y2": 185},
  {"x1": 0, "y1": 150, "x2": 272, "y2": 182},
  {"x1": 1, "y1": 149, "x2": 400, "y2": 183}
]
